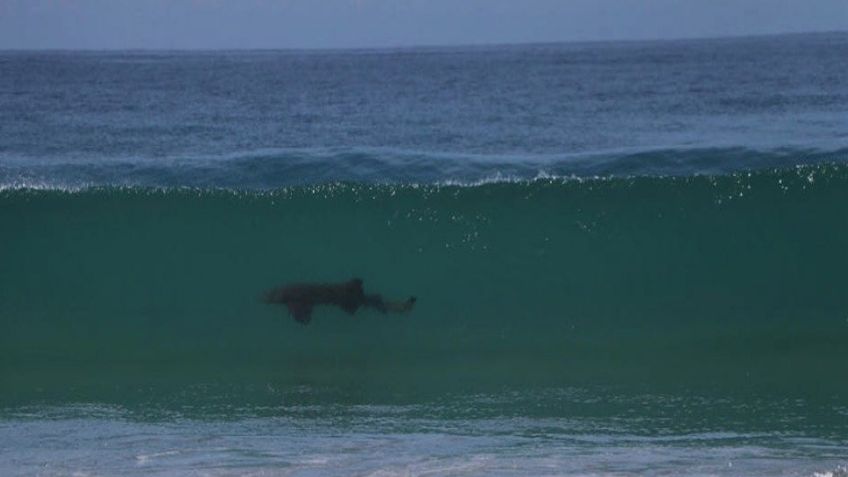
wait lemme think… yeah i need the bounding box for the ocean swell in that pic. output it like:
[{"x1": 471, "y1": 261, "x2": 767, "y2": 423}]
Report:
[{"x1": 2, "y1": 165, "x2": 847, "y2": 407}]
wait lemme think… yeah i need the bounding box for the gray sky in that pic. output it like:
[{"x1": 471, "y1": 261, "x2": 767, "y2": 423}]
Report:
[{"x1": 1, "y1": 0, "x2": 846, "y2": 50}]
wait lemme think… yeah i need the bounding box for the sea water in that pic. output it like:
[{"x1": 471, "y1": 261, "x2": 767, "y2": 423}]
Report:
[{"x1": 1, "y1": 32, "x2": 847, "y2": 476}]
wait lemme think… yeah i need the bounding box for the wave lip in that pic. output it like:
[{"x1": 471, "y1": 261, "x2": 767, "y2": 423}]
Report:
[{"x1": 1, "y1": 146, "x2": 845, "y2": 191}]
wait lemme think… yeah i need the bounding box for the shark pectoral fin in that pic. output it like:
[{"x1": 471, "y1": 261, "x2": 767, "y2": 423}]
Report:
[
  {"x1": 341, "y1": 300, "x2": 359, "y2": 315},
  {"x1": 287, "y1": 302, "x2": 313, "y2": 325}
]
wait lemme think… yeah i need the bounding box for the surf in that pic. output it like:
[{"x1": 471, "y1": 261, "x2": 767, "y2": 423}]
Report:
[{"x1": 2, "y1": 164, "x2": 847, "y2": 407}]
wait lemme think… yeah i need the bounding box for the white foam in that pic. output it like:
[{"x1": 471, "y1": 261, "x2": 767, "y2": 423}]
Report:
[{"x1": 814, "y1": 465, "x2": 848, "y2": 477}]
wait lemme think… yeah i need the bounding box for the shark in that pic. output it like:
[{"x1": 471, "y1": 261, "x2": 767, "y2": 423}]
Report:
[{"x1": 262, "y1": 278, "x2": 415, "y2": 325}]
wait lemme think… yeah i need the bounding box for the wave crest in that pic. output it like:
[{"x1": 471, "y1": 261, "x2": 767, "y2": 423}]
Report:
[{"x1": 1, "y1": 146, "x2": 845, "y2": 191}]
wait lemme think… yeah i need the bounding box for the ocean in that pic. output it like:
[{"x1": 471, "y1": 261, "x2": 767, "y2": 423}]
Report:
[{"x1": 1, "y1": 32, "x2": 847, "y2": 476}]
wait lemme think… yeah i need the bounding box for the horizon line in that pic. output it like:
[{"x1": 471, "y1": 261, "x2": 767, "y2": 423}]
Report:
[{"x1": 1, "y1": 29, "x2": 845, "y2": 54}]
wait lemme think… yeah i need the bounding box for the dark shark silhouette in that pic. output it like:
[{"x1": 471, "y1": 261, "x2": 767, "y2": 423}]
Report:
[{"x1": 262, "y1": 278, "x2": 416, "y2": 325}]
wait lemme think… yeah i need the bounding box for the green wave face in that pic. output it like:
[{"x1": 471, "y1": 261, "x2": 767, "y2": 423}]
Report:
[{"x1": 2, "y1": 166, "x2": 848, "y2": 407}]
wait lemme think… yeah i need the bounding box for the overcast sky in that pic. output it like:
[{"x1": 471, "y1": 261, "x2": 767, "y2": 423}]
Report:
[{"x1": 1, "y1": 0, "x2": 846, "y2": 50}]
